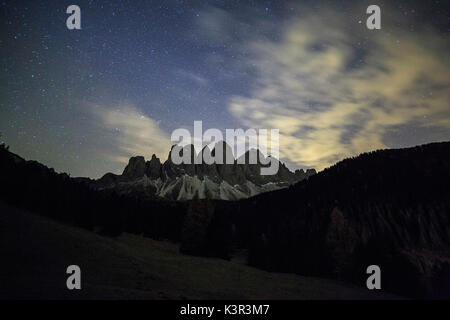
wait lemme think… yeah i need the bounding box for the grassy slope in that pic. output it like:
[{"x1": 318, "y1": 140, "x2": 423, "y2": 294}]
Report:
[{"x1": 0, "y1": 201, "x2": 399, "y2": 299}]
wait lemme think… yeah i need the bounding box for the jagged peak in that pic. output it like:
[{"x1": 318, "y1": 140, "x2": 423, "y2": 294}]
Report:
[
  {"x1": 116, "y1": 142, "x2": 316, "y2": 190},
  {"x1": 210, "y1": 140, "x2": 235, "y2": 163},
  {"x1": 237, "y1": 148, "x2": 267, "y2": 165},
  {"x1": 122, "y1": 155, "x2": 146, "y2": 179}
]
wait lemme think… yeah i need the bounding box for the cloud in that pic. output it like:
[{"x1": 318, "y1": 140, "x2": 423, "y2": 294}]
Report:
[
  {"x1": 175, "y1": 69, "x2": 209, "y2": 86},
  {"x1": 93, "y1": 104, "x2": 171, "y2": 165},
  {"x1": 228, "y1": 10, "x2": 450, "y2": 170}
]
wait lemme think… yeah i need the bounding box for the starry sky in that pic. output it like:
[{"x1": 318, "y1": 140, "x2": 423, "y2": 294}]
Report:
[{"x1": 1, "y1": 0, "x2": 449, "y2": 178}]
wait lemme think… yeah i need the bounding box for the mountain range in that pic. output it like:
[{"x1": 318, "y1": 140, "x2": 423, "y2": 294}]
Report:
[{"x1": 94, "y1": 141, "x2": 316, "y2": 200}]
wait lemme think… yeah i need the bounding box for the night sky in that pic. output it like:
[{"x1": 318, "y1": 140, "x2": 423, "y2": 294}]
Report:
[{"x1": 1, "y1": 0, "x2": 449, "y2": 178}]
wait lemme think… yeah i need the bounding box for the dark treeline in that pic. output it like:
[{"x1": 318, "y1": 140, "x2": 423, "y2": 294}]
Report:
[
  {"x1": 0, "y1": 146, "x2": 186, "y2": 241},
  {"x1": 229, "y1": 142, "x2": 450, "y2": 298}
]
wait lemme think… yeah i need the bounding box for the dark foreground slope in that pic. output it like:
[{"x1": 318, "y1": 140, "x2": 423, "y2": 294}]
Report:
[
  {"x1": 0, "y1": 201, "x2": 396, "y2": 299},
  {"x1": 233, "y1": 142, "x2": 450, "y2": 298}
]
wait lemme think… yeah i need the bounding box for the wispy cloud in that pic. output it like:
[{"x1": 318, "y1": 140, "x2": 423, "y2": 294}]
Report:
[
  {"x1": 175, "y1": 69, "x2": 209, "y2": 86},
  {"x1": 228, "y1": 10, "x2": 450, "y2": 170},
  {"x1": 93, "y1": 104, "x2": 171, "y2": 165}
]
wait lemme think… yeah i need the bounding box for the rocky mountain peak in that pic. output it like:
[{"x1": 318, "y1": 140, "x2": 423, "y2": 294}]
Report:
[
  {"x1": 145, "y1": 154, "x2": 161, "y2": 179},
  {"x1": 122, "y1": 156, "x2": 146, "y2": 180},
  {"x1": 210, "y1": 141, "x2": 235, "y2": 165}
]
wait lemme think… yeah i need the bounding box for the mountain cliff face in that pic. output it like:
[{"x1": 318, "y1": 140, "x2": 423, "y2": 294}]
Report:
[{"x1": 95, "y1": 142, "x2": 316, "y2": 200}]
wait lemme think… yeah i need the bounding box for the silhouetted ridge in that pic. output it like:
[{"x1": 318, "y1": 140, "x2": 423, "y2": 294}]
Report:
[
  {"x1": 0, "y1": 146, "x2": 185, "y2": 240},
  {"x1": 233, "y1": 142, "x2": 450, "y2": 298}
]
